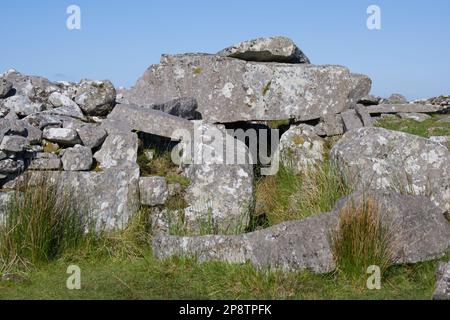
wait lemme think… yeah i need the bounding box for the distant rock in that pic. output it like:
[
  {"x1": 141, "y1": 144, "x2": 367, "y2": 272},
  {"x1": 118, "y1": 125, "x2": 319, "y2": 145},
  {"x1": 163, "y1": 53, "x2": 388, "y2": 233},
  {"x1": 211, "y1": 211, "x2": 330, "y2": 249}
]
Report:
[
  {"x1": 358, "y1": 95, "x2": 381, "y2": 106},
  {"x1": 398, "y1": 113, "x2": 431, "y2": 122},
  {"x1": 218, "y1": 36, "x2": 310, "y2": 64},
  {"x1": 386, "y1": 93, "x2": 408, "y2": 104},
  {"x1": 366, "y1": 104, "x2": 445, "y2": 114}
]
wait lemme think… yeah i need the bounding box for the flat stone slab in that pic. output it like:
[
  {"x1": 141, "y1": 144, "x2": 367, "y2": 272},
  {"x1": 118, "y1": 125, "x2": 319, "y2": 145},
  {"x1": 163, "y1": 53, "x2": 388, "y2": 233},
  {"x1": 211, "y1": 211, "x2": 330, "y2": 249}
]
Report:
[{"x1": 366, "y1": 104, "x2": 445, "y2": 114}]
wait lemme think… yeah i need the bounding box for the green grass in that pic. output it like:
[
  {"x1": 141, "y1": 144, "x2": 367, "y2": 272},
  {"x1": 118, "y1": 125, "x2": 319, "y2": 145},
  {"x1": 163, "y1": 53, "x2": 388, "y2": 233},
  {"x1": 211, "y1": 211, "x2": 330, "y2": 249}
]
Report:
[
  {"x1": 0, "y1": 252, "x2": 446, "y2": 300},
  {"x1": 375, "y1": 114, "x2": 450, "y2": 142},
  {"x1": 255, "y1": 161, "x2": 352, "y2": 226}
]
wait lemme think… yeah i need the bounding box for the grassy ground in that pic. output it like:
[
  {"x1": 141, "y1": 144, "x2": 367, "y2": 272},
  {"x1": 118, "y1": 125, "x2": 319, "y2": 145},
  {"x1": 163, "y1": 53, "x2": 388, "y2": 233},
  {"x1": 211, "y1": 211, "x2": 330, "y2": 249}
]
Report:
[
  {"x1": 0, "y1": 251, "x2": 446, "y2": 300},
  {"x1": 375, "y1": 114, "x2": 450, "y2": 148}
]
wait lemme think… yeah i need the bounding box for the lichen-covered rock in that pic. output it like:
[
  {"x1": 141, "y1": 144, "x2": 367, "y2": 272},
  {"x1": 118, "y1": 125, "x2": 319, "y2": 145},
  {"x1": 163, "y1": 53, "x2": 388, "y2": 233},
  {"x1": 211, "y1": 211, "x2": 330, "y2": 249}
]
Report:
[
  {"x1": 139, "y1": 176, "x2": 169, "y2": 206},
  {"x1": 47, "y1": 92, "x2": 86, "y2": 120},
  {"x1": 366, "y1": 104, "x2": 444, "y2": 114},
  {"x1": 341, "y1": 109, "x2": 363, "y2": 131},
  {"x1": 355, "y1": 104, "x2": 374, "y2": 127},
  {"x1": 218, "y1": 36, "x2": 310, "y2": 64},
  {"x1": 93, "y1": 132, "x2": 138, "y2": 169},
  {"x1": 74, "y1": 80, "x2": 116, "y2": 116},
  {"x1": 279, "y1": 124, "x2": 325, "y2": 173},
  {"x1": 0, "y1": 135, "x2": 28, "y2": 153},
  {"x1": 347, "y1": 74, "x2": 372, "y2": 108},
  {"x1": 331, "y1": 127, "x2": 450, "y2": 212},
  {"x1": 434, "y1": 262, "x2": 450, "y2": 300},
  {"x1": 0, "y1": 159, "x2": 24, "y2": 174},
  {"x1": 386, "y1": 93, "x2": 408, "y2": 104},
  {"x1": 61, "y1": 145, "x2": 93, "y2": 171},
  {"x1": 398, "y1": 113, "x2": 431, "y2": 122},
  {"x1": 75, "y1": 124, "x2": 107, "y2": 149},
  {"x1": 28, "y1": 153, "x2": 61, "y2": 171},
  {"x1": 42, "y1": 128, "x2": 81, "y2": 146},
  {"x1": 2, "y1": 95, "x2": 44, "y2": 117},
  {"x1": 151, "y1": 97, "x2": 200, "y2": 120},
  {"x1": 0, "y1": 191, "x2": 15, "y2": 225},
  {"x1": 314, "y1": 114, "x2": 344, "y2": 137},
  {"x1": 0, "y1": 78, "x2": 12, "y2": 98},
  {"x1": 125, "y1": 54, "x2": 370, "y2": 123}
]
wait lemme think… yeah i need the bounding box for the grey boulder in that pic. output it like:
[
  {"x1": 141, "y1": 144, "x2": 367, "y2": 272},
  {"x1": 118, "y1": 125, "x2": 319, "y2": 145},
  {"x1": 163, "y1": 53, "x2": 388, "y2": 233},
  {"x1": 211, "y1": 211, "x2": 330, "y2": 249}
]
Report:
[
  {"x1": 0, "y1": 135, "x2": 28, "y2": 153},
  {"x1": 61, "y1": 145, "x2": 93, "y2": 171},
  {"x1": 139, "y1": 176, "x2": 169, "y2": 206},
  {"x1": 43, "y1": 128, "x2": 81, "y2": 146},
  {"x1": 434, "y1": 262, "x2": 450, "y2": 300},
  {"x1": 0, "y1": 159, "x2": 24, "y2": 174},
  {"x1": 2, "y1": 95, "x2": 44, "y2": 117},
  {"x1": 28, "y1": 153, "x2": 61, "y2": 171},
  {"x1": 0, "y1": 78, "x2": 13, "y2": 98},
  {"x1": 217, "y1": 36, "x2": 310, "y2": 64},
  {"x1": 331, "y1": 127, "x2": 450, "y2": 212},
  {"x1": 398, "y1": 113, "x2": 431, "y2": 122},
  {"x1": 74, "y1": 80, "x2": 116, "y2": 116},
  {"x1": 93, "y1": 132, "x2": 138, "y2": 169}
]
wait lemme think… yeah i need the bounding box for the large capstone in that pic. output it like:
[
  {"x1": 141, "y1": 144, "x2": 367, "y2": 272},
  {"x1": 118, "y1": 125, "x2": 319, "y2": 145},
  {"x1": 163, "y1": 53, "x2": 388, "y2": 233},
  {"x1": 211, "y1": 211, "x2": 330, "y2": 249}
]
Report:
[
  {"x1": 125, "y1": 54, "x2": 371, "y2": 123},
  {"x1": 217, "y1": 36, "x2": 310, "y2": 64},
  {"x1": 331, "y1": 127, "x2": 450, "y2": 212}
]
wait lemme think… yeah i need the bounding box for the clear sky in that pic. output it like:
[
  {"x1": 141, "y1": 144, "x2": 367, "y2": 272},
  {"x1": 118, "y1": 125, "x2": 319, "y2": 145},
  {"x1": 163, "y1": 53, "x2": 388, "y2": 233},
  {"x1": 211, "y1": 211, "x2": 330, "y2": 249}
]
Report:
[{"x1": 1, "y1": 0, "x2": 449, "y2": 100}]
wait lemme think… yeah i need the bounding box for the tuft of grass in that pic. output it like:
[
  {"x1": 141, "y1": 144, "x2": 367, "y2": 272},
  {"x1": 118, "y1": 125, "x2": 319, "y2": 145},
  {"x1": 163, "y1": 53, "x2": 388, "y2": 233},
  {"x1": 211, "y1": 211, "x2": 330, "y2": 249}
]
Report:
[
  {"x1": 255, "y1": 161, "x2": 352, "y2": 226},
  {"x1": 331, "y1": 197, "x2": 395, "y2": 280},
  {"x1": 0, "y1": 177, "x2": 91, "y2": 273}
]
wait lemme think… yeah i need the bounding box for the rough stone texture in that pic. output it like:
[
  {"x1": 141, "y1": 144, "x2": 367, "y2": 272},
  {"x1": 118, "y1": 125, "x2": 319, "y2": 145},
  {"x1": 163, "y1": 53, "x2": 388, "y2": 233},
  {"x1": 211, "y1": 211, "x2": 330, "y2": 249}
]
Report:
[
  {"x1": 75, "y1": 124, "x2": 107, "y2": 149},
  {"x1": 43, "y1": 128, "x2": 81, "y2": 146},
  {"x1": 217, "y1": 36, "x2": 310, "y2": 64},
  {"x1": 367, "y1": 104, "x2": 445, "y2": 114},
  {"x1": 61, "y1": 145, "x2": 93, "y2": 171},
  {"x1": 5, "y1": 167, "x2": 140, "y2": 231},
  {"x1": 125, "y1": 54, "x2": 370, "y2": 123},
  {"x1": 314, "y1": 114, "x2": 345, "y2": 137},
  {"x1": 0, "y1": 135, "x2": 28, "y2": 153},
  {"x1": 437, "y1": 116, "x2": 450, "y2": 124},
  {"x1": 0, "y1": 191, "x2": 15, "y2": 225},
  {"x1": 0, "y1": 78, "x2": 13, "y2": 98},
  {"x1": 139, "y1": 177, "x2": 169, "y2": 206},
  {"x1": 2, "y1": 95, "x2": 44, "y2": 117},
  {"x1": 434, "y1": 262, "x2": 450, "y2": 300},
  {"x1": 179, "y1": 122, "x2": 254, "y2": 234},
  {"x1": 429, "y1": 136, "x2": 450, "y2": 147},
  {"x1": 151, "y1": 97, "x2": 201, "y2": 120},
  {"x1": 153, "y1": 212, "x2": 338, "y2": 274},
  {"x1": 358, "y1": 95, "x2": 381, "y2": 106},
  {"x1": 279, "y1": 124, "x2": 325, "y2": 173},
  {"x1": 0, "y1": 159, "x2": 24, "y2": 174},
  {"x1": 74, "y1": 80, "x2": 116, "y2": 116},
  {"x1": 398, "y1": 113, "x2": 432, "y2": 122},
  {"x1": 94, "y1": 132, "x2": 138, "y2": 169},
  {"x1": 28, "y1": 153, "x2": 61, "y2": 171},
  {"x1": 331, "y1": 127, "x2": 450, "y2": 212},
  {"x1": 347, "y1": 74, "x2": 372, "y2": 108},
  {"x1": 386, "y1": 93, "x2": 408, "y2": 104},
  {"x1": 104, "y1": 104, "x2": 194, "y2": 139},
  {"x1": 341, "y1": 109, "x2": 363, "y2": 131},
  {"x1": 355, "y1": 104, "x2": 374, "y2": 127},
  {"x1": 47, "y1": 92, "x2": 86, "y2": 120}
]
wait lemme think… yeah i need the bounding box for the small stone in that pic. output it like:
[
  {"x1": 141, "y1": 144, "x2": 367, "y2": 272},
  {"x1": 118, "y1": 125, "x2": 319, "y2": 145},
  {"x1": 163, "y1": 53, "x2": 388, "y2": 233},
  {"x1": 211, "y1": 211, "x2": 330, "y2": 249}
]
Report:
[
  {"x1": 341, "y1": 109, "x2": 363, "y2": 131},
  {"x1": 42, "y1": 128, "x2": 81, "y2": 146},
  {"x1": 0, "y1": 159, "x2": 24, "y2": 174},
  {"x1": 0, "y1": 135, "x2": 28, "y2": 153},
  {"x1": 398, "y1": 113, "x2": 431, "y2": 122},
  {"x1": 76, "y1": 124, "x2": 107, "y2": 149},
  {"x1": 29, "y1": 153, "x2": 61, "y2": 171},
  {"x1": 61, "y1": 145, "x2": 93, "y2": 171},
  {"x1": 139, "y1": 176, "x2": 169, "y2": 206}
]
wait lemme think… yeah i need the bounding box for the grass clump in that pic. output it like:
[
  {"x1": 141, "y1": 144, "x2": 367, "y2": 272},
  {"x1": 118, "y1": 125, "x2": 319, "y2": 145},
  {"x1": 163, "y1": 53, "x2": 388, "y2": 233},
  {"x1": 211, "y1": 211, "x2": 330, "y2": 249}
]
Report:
[
  {"x1": 331, "y1": 197, "x2": 395, "y2": 280},
  {"x1": 255, "y1": 161, "x2": 352, "y2": 226},
  {"x1": 0, "y1": 177, "x2": 91, "y2": 272}
]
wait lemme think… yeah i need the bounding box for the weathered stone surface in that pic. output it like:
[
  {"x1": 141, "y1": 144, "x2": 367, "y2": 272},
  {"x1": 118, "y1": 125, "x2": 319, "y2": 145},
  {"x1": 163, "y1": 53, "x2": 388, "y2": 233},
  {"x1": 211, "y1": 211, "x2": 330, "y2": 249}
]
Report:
[
  {"x1": 94, "y1": 132, "x2": 138, "y2": 169},
  {"x1": 179, "y1": 122, "x2": 254, "y2": 234},
  {"x1": 75, "y1": 124, "x2": 107, "y2": 149},
  {"x1": 331, "y1": 127, "x2": 450, "y2": 212},
  {"x1": 218, "y1": 36, "x2": 310, "y2": 64},
  {"x1": 314, "y1": 114, "x2": 344, "y2": 137},
  {"x1": 74, "y1": 80, "x2": 116, "y2": 116},
  {"x1": 5, "y1": 167, "x2": 140, "y2": 231},
  {"x1": 367, "y1": 104, "x2": 445, "y2": 114},
  {"x1": 358, "y1": 95, "x2": 381, "y2": 106},
  {"x1": 434, "y1": 262, "x2": 450, "y2": 300},
  {"x1": 28, "y1": 153, "x2": 61, "y2": 171},
  {"x1": 279, "y1": 124, "x2": 325, "y2": 173},
  {"x1": 437, "y1": 116, "x2": 450, "y2": 124},
  {"x1": 386, "y1": 93, "x2": 408, "y2": 104},
  {"x1": 334, "y1": 191, "x2": 450, "y2": 265},
  {"x1": 61, "y1": 145, "x2": 93, "y2": 171},
  {"x1": 0, "y1": 135, "x2": 28, "y2": 153},
  {"x1": 0, "y1": 191, "x2": 15, "y2": 225},
  {"x1": 125, "y1": 54, "x2": 369, "y2": 123},
  {"x1": 153, "y1": 212, "x2": 338, "y2": 274},
  {"x1": 0, "y1": 159, "x2": 24, "y2": 174},
  {"x1": 355, "y1": 104, "x2": 374, "y2": 127},
  {"x1": 429, "y1": 136, "x2": 450, "y2": 147},
  {"x1": 104, "y1": 104, "x2": 194, "y2": 138},
  {"x1": 2, "y1": 95, "x2": 43, "y2": 117},
  {"x1": 151, "y1": 97, "x2": 200, "y2": 120},
  {"x1": 47, "y1": 92, "x2": 86, "y2": 120},
  {"x1": 347, "y1": 74, "x2": 372, "y2": 108},
  {"x1": 398, "y1": 113, "x2": 431, "y2": 122},
  {"x1": 0, "y1": 78, "x2": 13, "y2": 98},
  {"x1": 42, "y1": 128, "x2": 81, "y2": 146},
  {"x1": 341, "y1": 109, "x2": 363, "y2": 131},
  {"x1": 139, "y1": 177, "x2": 169, "y2": 206}
]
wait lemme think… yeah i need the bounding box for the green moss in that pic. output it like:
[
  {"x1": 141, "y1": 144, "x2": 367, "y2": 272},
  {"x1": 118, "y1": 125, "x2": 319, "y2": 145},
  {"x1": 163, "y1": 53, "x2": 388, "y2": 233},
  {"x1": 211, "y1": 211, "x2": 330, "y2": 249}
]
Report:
[
  {"x1": 193, "y1": 67, "x2": 202, "y2": 75},
  {"x1": 292, "y1": 135, "x2": 305, "y2": 145},
  {"x1": 42, "y1": 141, "x2": 59, "y2": 154},
  {"x1": 265, "y1": 119, "x2": 291, "y2": 129},
  {"x1": 262, "y1": 81, "x2": 272, "y2": 96}
]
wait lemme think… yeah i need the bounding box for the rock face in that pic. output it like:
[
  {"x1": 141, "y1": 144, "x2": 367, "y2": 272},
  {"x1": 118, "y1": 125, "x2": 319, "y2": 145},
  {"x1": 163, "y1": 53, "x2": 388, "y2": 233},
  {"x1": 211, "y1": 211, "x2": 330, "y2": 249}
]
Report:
[
  {"x1": 366, "y1": 104, "x2": 445, "y2": 114},
  {"x1": 0, "y1": 191, "x2": 15, "y2": 225},
  {"x1": 125, "y1": 54, "x2": 370, "y2": 123},
  {"x1": 153, "y1": 212, "x2": 338, "y2": 274},
  {"x1": 217, "y1": 36, "x2": 311, "y2": 64},
  {"x1": 0, "y1": 78, "x2": 12, "y2": 98},
  {"x1": 94, "y1": 132, "x2": 138, "y2": 169},
  {"x1": 279, "y1": 124, "x2": 325, "y2": 173},
  {"x1": 61, "y1": 145, "x2": 93, "y2": 171},
  {"x1": 74, "y1": 80, "x2": 116, "y2": 116},
  {"x1": 151, "y1": 97, "x2": 200, "y2": 120},
  {"x1": 434, "y1": 262, "x2": 450, "y2": 300},
  {"x1": 139, "y1": 177, "x2": 169, "y2": 206},
  {"x1": 331, "y1": 127, "x2": 450, "y2": 212}
]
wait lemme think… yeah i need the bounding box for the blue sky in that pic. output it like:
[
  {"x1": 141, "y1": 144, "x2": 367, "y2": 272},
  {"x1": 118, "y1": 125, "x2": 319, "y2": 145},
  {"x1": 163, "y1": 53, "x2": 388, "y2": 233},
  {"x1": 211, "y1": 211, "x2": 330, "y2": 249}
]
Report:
[{"x1": 1, "y1": 0, "x2": 449, "y2": 100}]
